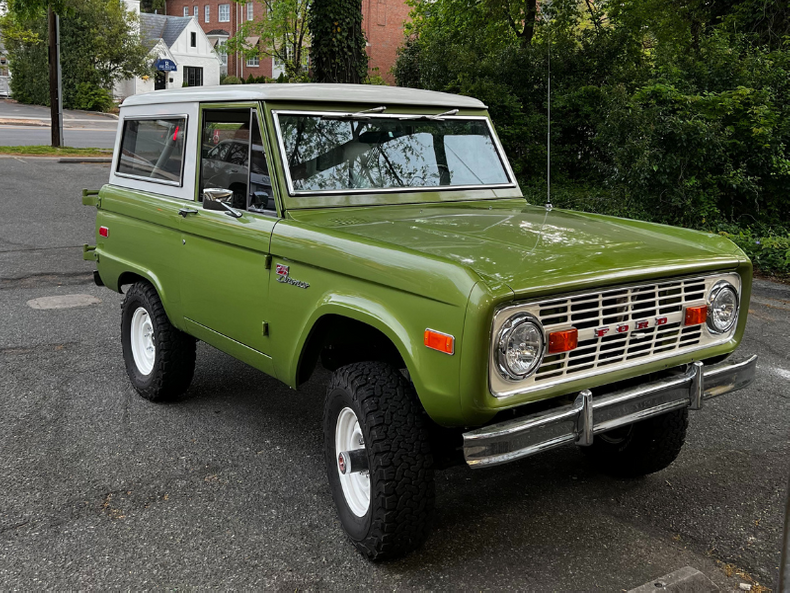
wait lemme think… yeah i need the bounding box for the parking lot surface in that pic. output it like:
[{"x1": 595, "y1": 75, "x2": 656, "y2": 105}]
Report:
[{"x1": 0, "y1": 157, "x2": 786, "y2": 590}]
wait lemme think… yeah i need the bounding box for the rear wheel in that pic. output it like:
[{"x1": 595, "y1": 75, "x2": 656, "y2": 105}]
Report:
[
  {"x1": 324, "y1": 362, "x2": 435, "y2": 560},
  {"x1": 581, "y1": 408, "x2": 689, "y2": 477},
  {"x1": 121, "y1": 281, "x2": 196, "y2": 402}
]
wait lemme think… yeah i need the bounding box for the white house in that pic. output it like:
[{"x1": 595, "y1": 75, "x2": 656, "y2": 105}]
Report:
[{"x1": 115, "y1": 0, "x2": 221, "y2": 101}]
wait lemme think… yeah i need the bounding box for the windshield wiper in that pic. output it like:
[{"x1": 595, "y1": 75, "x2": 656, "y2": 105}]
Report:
[
  {"x1": 322, "y1": 106, "x2": 387, "y2": 120},
  {"x1": 397, "y1": 109, "x2": 459, "y2": 121}
]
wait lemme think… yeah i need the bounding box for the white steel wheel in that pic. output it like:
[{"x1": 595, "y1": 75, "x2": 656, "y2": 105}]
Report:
[
  {"x1": 130, "y1": 306, "x2": 155, "y2": 376},
  {"x1": 335, "y1": 406, "x2": 370, "y2": 517}
]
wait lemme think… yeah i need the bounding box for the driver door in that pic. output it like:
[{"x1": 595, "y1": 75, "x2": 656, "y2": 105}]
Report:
[{"x1": 179, "y1": 105, "x2": 278, "y2": 372}]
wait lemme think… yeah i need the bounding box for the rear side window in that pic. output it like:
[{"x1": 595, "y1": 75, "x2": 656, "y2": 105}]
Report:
[{"x1": 117, "y1": 117, "x2": 187, "y2": 185}]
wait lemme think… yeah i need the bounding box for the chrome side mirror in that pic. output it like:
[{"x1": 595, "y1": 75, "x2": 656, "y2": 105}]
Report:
[{"x1": 202, "y1": 187, "x2": 242, "y2": 218}]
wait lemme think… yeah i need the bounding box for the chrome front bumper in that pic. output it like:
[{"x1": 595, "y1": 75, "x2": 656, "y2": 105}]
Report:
[{"x1": 463, "y1": 355, "x2": 758, "y2": 468}]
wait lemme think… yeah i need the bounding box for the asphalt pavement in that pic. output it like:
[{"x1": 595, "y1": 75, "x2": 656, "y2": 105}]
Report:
[
  {"x1": 0, "y1": 157, "x2": 787, "y2": 590},
  {"x1": 0, "y1": 99, "x2": 118, "y2": 148}
]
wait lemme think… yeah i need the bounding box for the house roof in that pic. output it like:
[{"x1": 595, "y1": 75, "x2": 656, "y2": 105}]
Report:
[
  {"x1": 206, "y1": 29, "x2": 230, "y2": 36},
  {"x1": 139, "y1": 13, "x2": 193, "y2": 49},
  {"x1": 121, "y1": 84, "x2": 488, "y2": 109}
]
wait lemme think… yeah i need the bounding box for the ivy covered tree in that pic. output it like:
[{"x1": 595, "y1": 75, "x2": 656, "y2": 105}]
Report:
[{"x1": 308, "y1": 0, "x2": 368, "y2": 83}]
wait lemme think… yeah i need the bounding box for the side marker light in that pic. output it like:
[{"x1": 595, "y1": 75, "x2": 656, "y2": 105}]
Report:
[
  {"x1": 99, "y1": 226, "x2": 109, "y2": 238},
  {"x1": 424, "y1": 329, "x2": 454, "y2": 355}
]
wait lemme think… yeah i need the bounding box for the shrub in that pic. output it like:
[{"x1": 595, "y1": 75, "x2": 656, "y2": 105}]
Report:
[
  {"x1": 71, "y1": 83, "x2": 114, "y2": 112},
  {"x1": 220, "y1": 75, "x2": 243, "y2": 85}
]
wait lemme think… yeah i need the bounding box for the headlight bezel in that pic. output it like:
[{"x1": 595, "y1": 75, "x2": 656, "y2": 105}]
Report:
[
  {"x1": 495, "y1": 313, "x2": 546, "y2": 381},
  {"x1": 706, "y1": 280, "x2": 739, "y2": 334}
]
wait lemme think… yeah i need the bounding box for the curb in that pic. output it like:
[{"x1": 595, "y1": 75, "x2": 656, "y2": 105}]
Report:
[
  {"x1": 0, "y1": 118, "x2": 49, "y2": 127},
  {"x1": 58, "y1": 157, "x2": 112, "y2": 163},
  {"x1": 628, "y1": 567, "x2": 718, "y2": 592}
]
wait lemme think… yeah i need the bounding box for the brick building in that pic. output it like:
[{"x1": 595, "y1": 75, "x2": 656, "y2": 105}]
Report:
[{"x1": 163, "y1": 0, "x2": 410, "y2": 83}]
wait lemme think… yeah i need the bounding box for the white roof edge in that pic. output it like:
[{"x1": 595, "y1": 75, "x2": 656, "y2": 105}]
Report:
[{"x1": 120, "y1": 83, "x2": 487, "y2": 109}]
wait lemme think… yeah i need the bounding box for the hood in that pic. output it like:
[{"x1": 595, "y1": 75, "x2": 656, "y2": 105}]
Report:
[{"x1": 288, "y1": 200, "x2": 746, "y2": 296}]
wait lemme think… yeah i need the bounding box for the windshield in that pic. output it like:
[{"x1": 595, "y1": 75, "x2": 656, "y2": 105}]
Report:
[{"x1": 274, "y1": 112, "x2": 512, "y2": 194}]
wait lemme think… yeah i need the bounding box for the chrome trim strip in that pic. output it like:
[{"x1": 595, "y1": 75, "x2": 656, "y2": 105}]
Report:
[
  {"x1": 270, "y1": 110, "x2": 518, "y2": 197},
  {"x1": 464, "y1": 354, "x2": 757, "y2": 468}
]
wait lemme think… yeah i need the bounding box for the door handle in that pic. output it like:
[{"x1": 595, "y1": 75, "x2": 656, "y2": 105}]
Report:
[{"x1": 179, "y1": 208, "x2": 199, "y2": 218}]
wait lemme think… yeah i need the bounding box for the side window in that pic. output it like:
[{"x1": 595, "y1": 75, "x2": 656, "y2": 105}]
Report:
[
  {"x1": 200, "y1": 108, "x2": 274, "y2": 214},
  {"x1": 117, "y1": 117, "x2": 186, "y2": 184}
]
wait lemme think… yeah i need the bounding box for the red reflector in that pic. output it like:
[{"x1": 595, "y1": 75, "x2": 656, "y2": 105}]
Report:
[
  {"x1": 684, "y1": 305, "x2": 708, "y2": 326},
  {"x1": 548, "y1": 328, "x2": 578, "y2": 354},
  {"x1": 424, "y1": 329, "x2": 454, "y2": 355},
  {"x1": 99, "y1": 226, "x2": 109, "y2": 238},
  {"x1": 173, "y1": 125, "x2": 179, "y2": 142}
]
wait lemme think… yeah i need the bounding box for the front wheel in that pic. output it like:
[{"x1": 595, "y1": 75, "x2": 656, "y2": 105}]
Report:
[
  {"x1": 121, "y1": 281, "x2": 196, "y2": 402},
  {"x1": 581, "y1": 408, "x2": 689, "y2": 477},
  {"x1": 324, "y1": 362, "x2": 435, "y2": 561}
]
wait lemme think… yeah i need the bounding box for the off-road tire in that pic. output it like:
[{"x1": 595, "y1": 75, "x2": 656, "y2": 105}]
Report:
[
  {"x1": 324, "y1": 362, "x2": 435, "y2": 561},
  {"x1": 581, "y1": 408, "x2": 689, "y2": 477},
  {"x1": 121, "y1": 281, "x2": 196, "y2": 402}
]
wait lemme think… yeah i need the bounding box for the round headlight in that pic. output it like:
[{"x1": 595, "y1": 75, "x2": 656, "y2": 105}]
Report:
[
  {"x1": 707, "y1": 281, "x2": 739, "y2": 334},
  {"x1": 496, "y1": 314, "x2": 545, "y2": 380}
]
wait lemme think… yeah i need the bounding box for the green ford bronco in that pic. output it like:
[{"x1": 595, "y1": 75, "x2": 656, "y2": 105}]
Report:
[{"x1": 84, "y1": 83, "x2": 756, "y2": 560}]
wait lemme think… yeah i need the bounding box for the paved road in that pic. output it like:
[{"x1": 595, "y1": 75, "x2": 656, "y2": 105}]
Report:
[
  {"x1": 0, "y1": 99, "x2": 118, "y2": 147},
  {"x1": 0, "y1": 126, "x2": 117, "y2": 148},
  {"x1": 0, "y1": 157, "x2": 787, "y2": 590}
]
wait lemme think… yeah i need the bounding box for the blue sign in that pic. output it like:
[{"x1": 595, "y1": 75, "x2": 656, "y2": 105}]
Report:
[{"x1": 154, "y1": 59, "x2": 177, "y2": 72}]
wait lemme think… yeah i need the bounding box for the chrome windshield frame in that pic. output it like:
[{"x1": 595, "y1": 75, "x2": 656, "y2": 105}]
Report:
[{"x1": 271, "y1": 109, "x2": 518, "y2": 197}]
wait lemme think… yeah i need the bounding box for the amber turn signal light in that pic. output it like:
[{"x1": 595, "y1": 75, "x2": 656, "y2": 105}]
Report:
[
  {"x1": 548, "y1": 328, "x2": 578, "y2": 354},
  {"x1": 684, "y1": 305, "x2": 708, "y2": 326},
  {"x1": 424, "y1": 329, "x2": 454, "y2": 355}
]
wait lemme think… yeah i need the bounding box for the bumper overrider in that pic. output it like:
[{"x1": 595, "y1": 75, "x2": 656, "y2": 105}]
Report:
[{"x1": 463, "y1": 354, "x2": 758, "y2": 468}]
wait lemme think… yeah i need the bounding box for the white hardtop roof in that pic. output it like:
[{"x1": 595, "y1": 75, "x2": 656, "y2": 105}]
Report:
[{"x1": 120, "y1": 83, "x2": 487, "y2": 109}]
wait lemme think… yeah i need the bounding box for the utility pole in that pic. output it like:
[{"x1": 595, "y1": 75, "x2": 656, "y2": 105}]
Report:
[{"x1": 47, "y1": 5, "x2": 63, "y2": 147}]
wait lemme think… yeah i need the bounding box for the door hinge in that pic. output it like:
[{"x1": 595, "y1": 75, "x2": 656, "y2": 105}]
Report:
[
  {"x1": 262, "y1": 321, "x2": 269, "y2": 336},
  {"x1": 82, "y1": 244, "x2": 98, "y2": 262},
  {"x1": 264, "y1": 254, "x2": 272, "y2": 270},
  {"x1": 82, "y1": 188, "x2": 101, "y2": 208}
]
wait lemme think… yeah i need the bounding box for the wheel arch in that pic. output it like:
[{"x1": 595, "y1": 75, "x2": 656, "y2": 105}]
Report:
[{"x1": 293, "y1": 304, "x2": 416, "y2": 389}]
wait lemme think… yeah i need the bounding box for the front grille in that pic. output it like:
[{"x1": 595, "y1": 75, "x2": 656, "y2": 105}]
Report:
[
  {"x1": 534, "y1": 277, "x2": 706, "y2": 382},
  {"x1": 489, "y1": 273, "x2": 741, "y2": 398}
]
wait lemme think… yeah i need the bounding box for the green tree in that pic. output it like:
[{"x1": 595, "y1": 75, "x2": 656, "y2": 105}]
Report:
[
  {"x1": 225, "y1": 0, "x2": 311, "y2": 81},
  {"x1": 140, "y1": 0, "x2": 166, "y2": 13},
  {"x1": 395, "y1": 0, "x2": 790, "y2": 234},
  {"x1": 308, "y1": 0, "x2": 367, "y2": 83},
  {"x1": 0, "y1": 0, "x2": 150, "y2": 110}
]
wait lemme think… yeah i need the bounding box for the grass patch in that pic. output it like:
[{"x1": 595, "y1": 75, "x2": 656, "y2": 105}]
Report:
[{"x1": 0, "y1": 145, "x2": 112, "y2": 157}]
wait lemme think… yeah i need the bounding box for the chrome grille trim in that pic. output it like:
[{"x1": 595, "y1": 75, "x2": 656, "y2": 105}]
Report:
[{"x1": 489, "y1": 273, "x2": 741, "y2": 398}]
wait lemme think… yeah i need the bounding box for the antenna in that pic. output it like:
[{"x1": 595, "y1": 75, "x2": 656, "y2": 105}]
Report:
[{"x1": 546, "y1": 3, "x2": 552, "y2": 211}]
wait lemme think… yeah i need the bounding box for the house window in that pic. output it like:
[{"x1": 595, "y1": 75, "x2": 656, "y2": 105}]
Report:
[
  {"x1": 218, "y1": 4, "x2": 230, "y2": 22},
  {"x1": 204, "y1": 4, "x2": 209, "y2": 22},
  {"x1": 193, "y1": 5, "x2": 198, "y2": 16},
  {"x1": 246, "y1": 2, "x2": 253, "y2": 20},
  {"x1": 216, "y1": 40, "x2": 228, "y2": 65},
  {"x1": 183, "y1": 6, "x2": 189, "y2": 16},
  {"x1": 191, "y1": 32, "x2": 197, "y2": 47},
  {"x1": 184, "y1": 66, "x2": 203, "y2": 86},
  {"x1": 247, "y1": 55, "x2": 259, "y2": 67}
]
